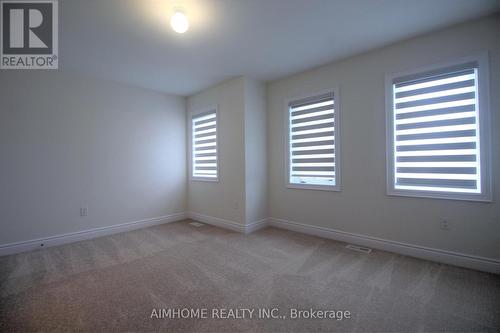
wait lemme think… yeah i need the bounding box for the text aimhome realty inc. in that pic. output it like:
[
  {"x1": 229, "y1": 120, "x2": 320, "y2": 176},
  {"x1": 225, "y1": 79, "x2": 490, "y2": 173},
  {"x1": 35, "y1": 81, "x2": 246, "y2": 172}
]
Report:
[{"x1": 150, "y1": 308, "x2": 352, "y2": 321}]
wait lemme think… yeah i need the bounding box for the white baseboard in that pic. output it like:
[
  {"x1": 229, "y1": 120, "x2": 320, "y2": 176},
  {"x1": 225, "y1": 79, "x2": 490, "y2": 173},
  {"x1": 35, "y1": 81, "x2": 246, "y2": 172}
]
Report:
[
  {"x1": 0, "y1": 212, "x2": 187, "y2": 256},
  {"x1": 245, "y1": 218, "x2": 268, "y2": 234},
  {"x1": 187, "y1": 212, "x2": 268, "y2": 234},
  {"x1": 3, "y1": 211, "x2": 497, "y2": 274},
  {"x1": 187, "y1": 212, "x2": 245, "y2": 232},
  {"x1": 268, "y1": 217, "x2": 500, "y2": 275}
]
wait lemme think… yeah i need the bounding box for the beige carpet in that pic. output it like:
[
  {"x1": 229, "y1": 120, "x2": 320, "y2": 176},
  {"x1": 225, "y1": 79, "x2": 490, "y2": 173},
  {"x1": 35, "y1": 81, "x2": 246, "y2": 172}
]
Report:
[{"x1": 0, "y1": 220, "x2": 499, "y2": 332}]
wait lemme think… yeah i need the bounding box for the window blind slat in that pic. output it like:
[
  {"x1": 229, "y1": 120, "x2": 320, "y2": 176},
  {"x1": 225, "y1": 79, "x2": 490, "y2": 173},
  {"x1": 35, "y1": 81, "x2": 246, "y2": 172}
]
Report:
[
  {"x1": 292, "y1": 112, "x2": 333, "y2": 125},
  {"x1": 396, "y1": 129, "x2": 476, "y2": 141},
  {"x1": 291, "y1": 104, "x2": 333, "y2": 117},
  {"x1": 292, "y1": 174, "x2": 335, "y2": 179},
  {"x1": 292, "y1": 148, "x2": 334, "y2": 156},
  {"x1": 395, "y1": 79, "x2": 475, "y2": 99},
  {"x1": 195, "y1": 138, "x2": 216, "y2": 145},
  {"x1": 292, "y1": 157, "x2": 334, "y2": 163},
  {"x1": 195, "y1": 152, "x2": 217, "y2": 158},
  {"x1": 397, "y1": 178, "x2": 477, "y2": 189},
  {"x1": 396, "y1": 142, "x2": 476, "y2": 152},
  {"x1": 397, "y1": 155, "x2": 476, "y2": 162},
  {"x1": 397, "y1": 167, "x2": 476, "y2": 174},
  {"x1": 396, "y1": 117, "x2": 475, "y2": 131},
  {"x1": 194, "y1": 117, "x2": 215, "y2": 126},
  {"x1": 292, "y1": 140, "x2": 334, "y2": 148},
  {"x1": 291, "y1": 122, "x2": 334, "y2": 133},
  {"x1": 396, "y1": 92, "x2": 475, "y2": 110},
  {"x1": 293, "y1": 166, "x2": 334, "y2": 172},
  {"x1": 195, "y1": 131, "x2": 217, "y2": 139},
  {"x1": 395, "y1": 104, "x2": 475, "y2": 120},
  {"x1": 195, "y1": 146, "x2": 216, "y2": 152},
  {"x1": 194, "y1": 125, "x2": 216, "y2": 134},
  {"x1": 196, "y1": 167, "x2": 217, "y2": 171},
  {"x1": 292, "y1": 171, "x2": 335, "y2": 176},
  {"x1": 292, "y1": 131, "x2": 334, "y2": 141}
]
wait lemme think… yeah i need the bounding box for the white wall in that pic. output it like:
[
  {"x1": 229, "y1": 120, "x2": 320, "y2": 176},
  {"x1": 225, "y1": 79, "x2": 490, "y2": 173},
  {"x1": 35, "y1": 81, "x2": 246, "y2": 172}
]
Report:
[
  {"x1": 244, "y1": 78, "x2": 267, "y2": 224},
  {"x1": 187, "y1": 77, "x2": 246, "y2": 224},
  {"x1": 0, "y1": 71, "x2": 186, "y2": 246},
  {"x1": 267, "y1": 15, "x2": 500, "y2": 260}
]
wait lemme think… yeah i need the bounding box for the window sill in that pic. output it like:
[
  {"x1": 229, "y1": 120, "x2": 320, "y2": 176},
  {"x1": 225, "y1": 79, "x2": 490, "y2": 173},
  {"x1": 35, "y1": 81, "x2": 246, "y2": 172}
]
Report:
[
  {"x1": 287, "y1": 184, "x2": 340, "y2": 192},
  {"x1": 387, "y1": 189, "x2": 492, "y2": 203},
  {"x1": 191, "y1": 177, "x2": 219, "y2": 183}
]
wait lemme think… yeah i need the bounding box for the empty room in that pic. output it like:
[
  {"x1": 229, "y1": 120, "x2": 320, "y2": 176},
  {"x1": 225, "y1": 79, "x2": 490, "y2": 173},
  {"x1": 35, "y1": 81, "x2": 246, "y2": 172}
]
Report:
[{"x1": 0, "y1": 0, "x2": 499, "y2": 332}]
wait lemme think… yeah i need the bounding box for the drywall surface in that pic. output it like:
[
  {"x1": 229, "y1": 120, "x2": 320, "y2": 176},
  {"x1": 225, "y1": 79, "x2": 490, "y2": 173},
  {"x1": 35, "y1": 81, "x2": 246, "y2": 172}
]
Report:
[
  {"x1": 0, "y1": 71, "x2": 186, "y2": 246},
  {"x1": 244, "y1": 78, "x2": 268, "y2": 224},
  {"x1": 267, "y1": 15, "x2": 500, "y2": 260},
  {"x1": 187, "y1": 77, "x2": 246, "y2": 224}
]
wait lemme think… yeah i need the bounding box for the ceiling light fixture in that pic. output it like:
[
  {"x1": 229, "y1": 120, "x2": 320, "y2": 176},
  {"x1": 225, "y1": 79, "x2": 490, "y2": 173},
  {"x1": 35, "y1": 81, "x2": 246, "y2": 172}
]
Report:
[{"x1": 170, "y1": 10, "x2": 189, "y2": 33}]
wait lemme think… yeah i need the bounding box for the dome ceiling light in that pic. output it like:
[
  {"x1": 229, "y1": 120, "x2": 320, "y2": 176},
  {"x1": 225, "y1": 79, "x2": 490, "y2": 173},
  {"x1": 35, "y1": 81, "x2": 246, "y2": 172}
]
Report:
[{"x1": 170, "y1": 10, "x2": 189, "y2": 34}]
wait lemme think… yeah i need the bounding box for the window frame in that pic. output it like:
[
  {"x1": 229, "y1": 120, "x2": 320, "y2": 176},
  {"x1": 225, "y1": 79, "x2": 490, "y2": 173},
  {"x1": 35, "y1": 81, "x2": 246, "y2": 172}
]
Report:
[
  {"x1": 385, "y1": 53, "x2": 492, "y2": 202},
  {"x1": 189, "y1": 106, "x2": 220, "y2": 183},
  {"x1": 284, "y1": 87, "x2": 341, "y2": 192}
]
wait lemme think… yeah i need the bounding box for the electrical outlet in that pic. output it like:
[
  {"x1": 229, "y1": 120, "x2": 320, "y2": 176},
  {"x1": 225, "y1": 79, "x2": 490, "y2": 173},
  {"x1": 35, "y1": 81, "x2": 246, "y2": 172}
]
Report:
[
  {"x1": 440, "y1": 219, "x2": 450, "y2": 231},
  {"x1": 80, "y1": 207, "x2": 88, "y2": 217}
]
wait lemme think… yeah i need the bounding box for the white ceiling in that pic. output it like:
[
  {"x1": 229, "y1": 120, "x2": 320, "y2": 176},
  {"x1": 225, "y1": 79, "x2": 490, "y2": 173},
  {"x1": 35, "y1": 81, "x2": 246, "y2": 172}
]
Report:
[{"x1": 60, "y1": 0, "x2": 500, "y2": 96}]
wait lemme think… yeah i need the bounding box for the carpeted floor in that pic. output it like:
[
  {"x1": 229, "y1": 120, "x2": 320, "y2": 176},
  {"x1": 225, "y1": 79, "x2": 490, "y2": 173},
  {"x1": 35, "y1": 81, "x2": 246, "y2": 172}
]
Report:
[{"x1": 0, "y1": 220, "x2": 499, "y2": 332}]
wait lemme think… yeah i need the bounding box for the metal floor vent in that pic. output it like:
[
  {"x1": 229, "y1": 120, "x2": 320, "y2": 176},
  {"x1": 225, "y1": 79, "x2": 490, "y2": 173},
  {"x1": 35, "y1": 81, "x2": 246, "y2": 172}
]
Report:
[
  {"x1": 189, "y1": 222, "x2": 205, "y2": 227},
  {"x1": 345, "y1": 244, "x2": 372, "y2": 254}
]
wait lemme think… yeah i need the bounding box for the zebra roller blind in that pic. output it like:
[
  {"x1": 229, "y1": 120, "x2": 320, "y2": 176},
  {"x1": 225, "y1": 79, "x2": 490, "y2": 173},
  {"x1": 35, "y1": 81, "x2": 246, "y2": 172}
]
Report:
[
  {"x1": 192, "y1": 110, "x2": 218, "y2": 180},
  {"x1": 391, "y1": 63, "x2": 482, "y2": 195},
  {"x1": 288, "y1": 92, "x2": 338, "y2": 188}
]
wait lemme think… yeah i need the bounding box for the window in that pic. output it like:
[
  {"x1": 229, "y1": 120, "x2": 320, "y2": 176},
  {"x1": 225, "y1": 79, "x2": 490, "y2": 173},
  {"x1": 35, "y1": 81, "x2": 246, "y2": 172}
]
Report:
[
  {"x1": 287, "y1": 91, "x2": 340, "y2": 190},
  {"x1": 192, "y1": 109, "x2": 218, "y2": 181},
  {"x1": 386, "y1": 55, "x2": 491, "y2": 201}
]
